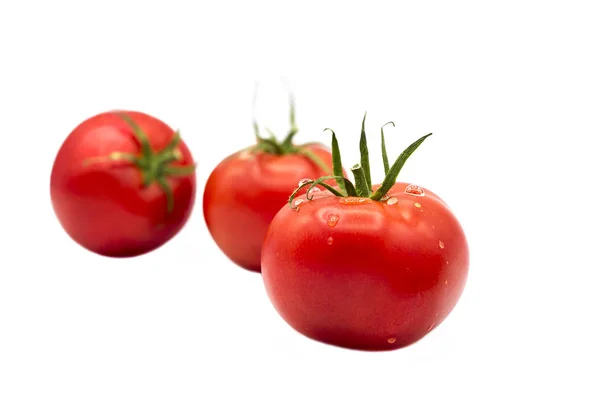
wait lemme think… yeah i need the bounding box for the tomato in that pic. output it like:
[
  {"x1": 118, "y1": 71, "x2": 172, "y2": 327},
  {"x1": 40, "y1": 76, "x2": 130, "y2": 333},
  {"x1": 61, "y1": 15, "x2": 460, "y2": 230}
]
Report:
[
  {"x1": 261, "y1": 116, "x2": 469, "y2": 350},
  {"x1": 203, "y1": 98, "x2": 339, "y2": 272},
  {"x1": 50, "y1": 110, "x2": 196, "y2": 257}
]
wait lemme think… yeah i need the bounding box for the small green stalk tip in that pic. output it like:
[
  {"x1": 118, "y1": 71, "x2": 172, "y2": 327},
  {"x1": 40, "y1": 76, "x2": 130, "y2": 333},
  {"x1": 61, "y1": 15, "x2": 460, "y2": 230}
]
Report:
[
  {"x1": 350, "y1": 164, "x2": 370, "y2": 197},
  {"x1": 324, "y1": 128, "x2": 347, "y2": 196},
  {"x1": 282, "y1": 91, "x2": 298, "y2": 148},
  {"x1": 359, "y1": 112, "x2": 372, "y2": 190},
  {"x1": 380, "y1": 121, "x2": 395, "y2": 174}
]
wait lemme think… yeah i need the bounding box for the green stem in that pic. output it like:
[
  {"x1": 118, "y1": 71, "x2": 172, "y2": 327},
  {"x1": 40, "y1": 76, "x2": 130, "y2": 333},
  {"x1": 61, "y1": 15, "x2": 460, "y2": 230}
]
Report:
[
  {"x1": 291, "y1": 115, "x2": 431, "y2": 204},
  {"x1": 305, "y1": 176, "x2": 345, "y2": 200},
  {"x1": 350, "y1": 164, "x2": 370, "y2": 197},
  {"x1": 118, "y1": 112, "x2": 153, "y2": 159},
  {"x1": 288, "y1": 176, "x2": 346, "y2": 208},
  {"x1": 324, "y1": 128, "x2": 347, "y2": 196},
  {"x1": 370, "y1": 133, "x2": 432, "y2": 201},
  {"x1": 380, "y1": 121, "x2": 394, "y2": 174},
  {"x1": 281, "y1": 91, "x2": 299, "y2": 149},
  {"x1": 342, "y1": 177, "x2": 358, "y2": 197},
  {"x1": 296, "y1": 147, "x2": 331, "y2": 175},
  {"x1": 156, "y1": 178, "x2": 174, "y2": 213},
  {"x1": 84, "y1": 113, "x2": 196, "y2": 214},
  {"x1": 359, "y1": 112, "x2": 372, "y2": 190}
]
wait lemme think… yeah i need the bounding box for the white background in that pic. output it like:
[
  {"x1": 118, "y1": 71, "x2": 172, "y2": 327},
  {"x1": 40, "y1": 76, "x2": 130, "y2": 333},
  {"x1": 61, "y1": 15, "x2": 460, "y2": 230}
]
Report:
[{"x1": 1, "y1": 1, "x2": 599, "y2": 399}]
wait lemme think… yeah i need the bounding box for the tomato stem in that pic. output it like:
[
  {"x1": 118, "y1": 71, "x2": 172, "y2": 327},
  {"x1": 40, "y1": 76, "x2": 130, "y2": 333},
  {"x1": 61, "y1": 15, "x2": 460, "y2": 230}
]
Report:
[
  {"x1": 370, "y1": 132, "x2": 432, "y2": 201},
  {"x1": 250, "y1": 86, "x2": 330, "y2": 176},
  {"x1": 380, "y1": 121, "x2": 395, "y2": 175},
  {"x1": 288, "y1": 176, "x2": 345, "y2": 209},
  {"x1": 287, "y1": 114, "x2": 432, "y2": 207},
  {"x1": 296, "y1": 147, "x2": 332, "y2": 175},
  {"x1": 82, "y1": 112, "x2": 196, "y2": 214},
  {"x1": 281, "y1": 91, "x2": 299, "y2": 149},
  {"x1": 359, "y1": 112, "x2": 372, "y2": 190},
  {"x1": 351, "y1": 164, "x2": 371, "y2": 197},
  {"x1": 324, "y1": 128, "x2": 347, "y2": 196}
]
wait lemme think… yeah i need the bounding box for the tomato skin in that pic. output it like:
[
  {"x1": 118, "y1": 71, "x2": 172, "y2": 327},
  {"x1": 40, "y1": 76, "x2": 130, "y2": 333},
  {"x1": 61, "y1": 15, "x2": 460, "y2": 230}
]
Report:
[
  {"x1": 50, "y1": 111, "x2": 196, "y2": 257},
  {"x1": 261, "y1": 182, "x2": 469, "y2": 350},
  {"x1": 203, "y1": 144, "x2": 336, "y2": 272}
]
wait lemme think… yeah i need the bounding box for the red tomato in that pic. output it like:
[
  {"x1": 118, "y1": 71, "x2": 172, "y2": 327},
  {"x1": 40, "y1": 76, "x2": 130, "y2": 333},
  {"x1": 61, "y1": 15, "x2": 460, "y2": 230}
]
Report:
[
  {"x1": 203, "y1": 143, "x2": 336, "y2": 272},
  {"x1": 261, "y1": 118, "x2": 469, "y2": 350},
  {"x1": 50, "y1": 110, "x2": 196, "y2": 257}
]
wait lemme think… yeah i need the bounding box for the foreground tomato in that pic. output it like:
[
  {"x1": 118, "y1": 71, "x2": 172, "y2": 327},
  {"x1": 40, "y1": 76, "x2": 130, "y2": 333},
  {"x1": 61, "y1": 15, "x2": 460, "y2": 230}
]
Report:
[
  {"x1": 261, "y1": 115, "x2": 469, "y2": 351},
  {"x1": 50, "y1": 110, "x2": 196, "y2": 257},
  {"x1": 203, "y1": 96, "x2": 339, "y2": 272}
]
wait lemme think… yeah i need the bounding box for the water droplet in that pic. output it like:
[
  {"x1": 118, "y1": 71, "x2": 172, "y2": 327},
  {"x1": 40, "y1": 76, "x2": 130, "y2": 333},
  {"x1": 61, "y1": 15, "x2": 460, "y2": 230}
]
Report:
[
  {"x1": 298, "y1": 178, "x2": 312, "y2": 186},
  {"x1": 405, "y1": 184, "x2": 425, "y2": 196},
  {"x1": 414, "y1": 202, "x2": 421, "y2": 208},
  {"x1": 444, "y1": 280, "x2": 448, "y2": 285},
  {"x1": 439, "y1": 240, "x2": 445, "y2": 249},
  {"x1": 308, "y1": 185, "x2": 322, "y2": 193},
  {"x1": 327, "y1": 236, "x2": 334, "y2": 245},
  {"x1": 427, "y1": 323, "x2": 435, "y2": 332},
  {"x1": 293, "y1": 198, "x2": 305, "y2": 212},
  {"x1": 327, "y1": 214, "x2": 339, "y2": 227},
  {"x1": 387, "y1": 337, "x2": 396, "y2": 344},
  {"x1": 445, "y1": 260, "x2": 449, "y2": 264},
  {"x1": 386, "y1": 197, "x2": 398, "y2": 205},
  {"x1": 381, "y1": 195, "x2": 389, "y2": 201}
]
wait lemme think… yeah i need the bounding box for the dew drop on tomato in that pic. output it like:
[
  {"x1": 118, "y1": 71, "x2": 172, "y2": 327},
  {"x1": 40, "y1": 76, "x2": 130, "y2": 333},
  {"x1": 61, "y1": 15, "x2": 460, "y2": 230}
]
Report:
[
  {"x1": 293, "y1": 198, "x2": 305, "y2": 212},
  {"x1": 326, "y1": 236, "x2": 333, "y2": 245},
  {"x1": 298, "y1": 178, "x2": 312, "y2": 186},
  {"x1": 386, "y1": 197, "x2": 399, "y2": 205},
  {"x1": 404, "y1": 184, "x2": 425, "y2": 196},
  {"x1": 327, "y1": 214, "x2": 339, "y2": 227}
]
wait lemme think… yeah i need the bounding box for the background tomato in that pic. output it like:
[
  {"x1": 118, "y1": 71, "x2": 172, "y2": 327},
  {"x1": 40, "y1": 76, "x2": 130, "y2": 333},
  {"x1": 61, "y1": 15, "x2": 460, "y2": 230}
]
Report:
[
  {"x1": 261, "y1": 119, "x2": 469, "y2": 350},
  {"x1": 50, "y1": 110, "x2": 196, "y2": 257},
  {"x1": 203, "y1": 94, "x2": 343, "y2": 272},
  {"x1": 203, "y1": 142, "x2": 336, "y2": 272}
]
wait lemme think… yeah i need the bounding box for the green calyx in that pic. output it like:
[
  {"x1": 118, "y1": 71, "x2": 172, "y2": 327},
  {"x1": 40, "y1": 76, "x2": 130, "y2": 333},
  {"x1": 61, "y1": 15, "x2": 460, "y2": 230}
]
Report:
[
  {"x1": 289, "y1": 112, "x2": 432, "y2": 208},
  {"x1": 249, "y1": 89, "x2": 331, "y2": 174},
  {"x1": 83, "y1": 112, "x2": 196, "y2": 213}
]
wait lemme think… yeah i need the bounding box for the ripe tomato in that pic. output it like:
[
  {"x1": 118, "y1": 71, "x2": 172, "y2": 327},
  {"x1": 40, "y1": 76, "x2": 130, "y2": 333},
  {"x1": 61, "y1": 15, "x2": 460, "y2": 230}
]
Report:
[
  {"x1": 261, "y1": 116, "x2": 469, "y2": 350},
  {"x1": 50, "y1": 110, "x2": 196, "y2": 257},
  {"x1": 203, "y1": 98, "x2": 339, "y2": 272}
]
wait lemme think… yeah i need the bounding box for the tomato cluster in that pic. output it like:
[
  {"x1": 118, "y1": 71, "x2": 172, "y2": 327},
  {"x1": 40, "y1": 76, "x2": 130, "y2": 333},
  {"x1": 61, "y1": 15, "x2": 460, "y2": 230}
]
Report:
[{"x1": 50, "y1": 94, "x2": 469, "y2": 351}]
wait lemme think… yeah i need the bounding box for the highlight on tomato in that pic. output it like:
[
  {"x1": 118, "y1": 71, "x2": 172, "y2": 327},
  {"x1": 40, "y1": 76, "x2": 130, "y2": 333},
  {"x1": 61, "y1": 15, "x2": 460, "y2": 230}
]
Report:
[
  {"x1": 261, "y1": 114, "x2": 469, "y2": 351},
  {"x1": 50, "y1": 110, "x2": 197, "y2": 258},
  {"x1": 203, "y1": 93, "x2": 340, "y2": 272}
]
